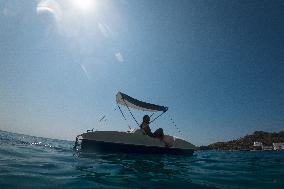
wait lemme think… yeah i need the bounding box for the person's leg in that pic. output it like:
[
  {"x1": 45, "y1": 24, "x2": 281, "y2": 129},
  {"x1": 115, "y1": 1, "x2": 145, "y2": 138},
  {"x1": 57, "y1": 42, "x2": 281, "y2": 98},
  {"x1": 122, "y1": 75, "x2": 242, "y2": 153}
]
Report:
[
  {"x1": 153, "y1": 128, "x2": 164, "y2": 139},
  {"x1": 154, "y1": 128, "x2": 172, "y2": 147}
]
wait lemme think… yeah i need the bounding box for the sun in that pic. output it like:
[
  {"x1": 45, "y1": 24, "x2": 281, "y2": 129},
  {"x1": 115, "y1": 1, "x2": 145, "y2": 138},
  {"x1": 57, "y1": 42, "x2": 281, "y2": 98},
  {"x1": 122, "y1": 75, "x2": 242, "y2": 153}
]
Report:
[{"x1": 71, "y1": 0, "x2": 96, "y2": 13}]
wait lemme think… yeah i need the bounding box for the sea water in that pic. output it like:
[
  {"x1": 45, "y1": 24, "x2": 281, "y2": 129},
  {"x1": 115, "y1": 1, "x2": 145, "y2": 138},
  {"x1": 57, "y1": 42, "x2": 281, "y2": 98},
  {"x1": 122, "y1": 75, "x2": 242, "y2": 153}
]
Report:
[{"x1": 0, "y1": 130, "x2": 283, "y2": 189}]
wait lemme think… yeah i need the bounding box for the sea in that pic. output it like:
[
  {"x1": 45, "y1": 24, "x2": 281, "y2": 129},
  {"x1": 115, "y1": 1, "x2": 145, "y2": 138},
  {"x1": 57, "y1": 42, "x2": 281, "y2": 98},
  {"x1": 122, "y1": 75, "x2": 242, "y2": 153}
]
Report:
[{"x1": 0, "y1": 130, "x2": 283, "y2": 189}]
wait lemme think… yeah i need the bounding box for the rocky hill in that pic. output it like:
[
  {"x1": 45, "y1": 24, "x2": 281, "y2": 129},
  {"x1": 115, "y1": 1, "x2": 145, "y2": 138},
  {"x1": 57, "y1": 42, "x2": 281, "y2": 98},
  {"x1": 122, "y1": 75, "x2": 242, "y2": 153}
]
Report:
[{"x1": 203, "y1": 131, "x2": 284, "y2": 151}]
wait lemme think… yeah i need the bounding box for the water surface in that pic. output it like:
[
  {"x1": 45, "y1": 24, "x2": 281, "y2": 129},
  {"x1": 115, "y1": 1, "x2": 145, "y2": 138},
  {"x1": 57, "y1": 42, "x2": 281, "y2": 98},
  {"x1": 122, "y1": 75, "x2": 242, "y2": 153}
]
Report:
[{"x1": 0, "y1": 130, "x2": 283, "y2": 188}]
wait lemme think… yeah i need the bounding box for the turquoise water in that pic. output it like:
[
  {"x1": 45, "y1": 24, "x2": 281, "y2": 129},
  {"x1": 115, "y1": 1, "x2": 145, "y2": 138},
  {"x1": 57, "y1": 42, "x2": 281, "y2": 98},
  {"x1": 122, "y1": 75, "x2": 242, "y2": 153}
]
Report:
[{"x1": 0, "y1": 130, "x2": 283, "y2": 189}]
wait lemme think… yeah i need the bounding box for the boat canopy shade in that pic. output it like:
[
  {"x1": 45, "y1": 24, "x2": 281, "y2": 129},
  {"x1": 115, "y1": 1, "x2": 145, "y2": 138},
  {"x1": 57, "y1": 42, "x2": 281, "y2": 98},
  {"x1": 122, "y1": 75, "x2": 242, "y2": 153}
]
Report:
[{"x1": 116, "y1": 92, "x2": 168, "y2": 112}]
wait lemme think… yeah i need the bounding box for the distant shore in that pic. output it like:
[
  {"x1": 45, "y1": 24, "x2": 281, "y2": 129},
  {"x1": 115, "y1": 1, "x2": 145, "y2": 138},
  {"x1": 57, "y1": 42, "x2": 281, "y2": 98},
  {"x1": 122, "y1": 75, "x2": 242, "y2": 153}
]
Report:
[{"x1": 199, "y1": 131, "x2": 284, "y2": 151}]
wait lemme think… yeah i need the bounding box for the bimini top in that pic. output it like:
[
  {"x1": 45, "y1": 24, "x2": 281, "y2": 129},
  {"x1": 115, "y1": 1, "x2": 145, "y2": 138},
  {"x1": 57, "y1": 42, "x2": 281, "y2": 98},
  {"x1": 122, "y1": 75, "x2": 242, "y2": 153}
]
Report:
[{"x1": 116, "y1": 92, "x2": 168, "y2": 112}]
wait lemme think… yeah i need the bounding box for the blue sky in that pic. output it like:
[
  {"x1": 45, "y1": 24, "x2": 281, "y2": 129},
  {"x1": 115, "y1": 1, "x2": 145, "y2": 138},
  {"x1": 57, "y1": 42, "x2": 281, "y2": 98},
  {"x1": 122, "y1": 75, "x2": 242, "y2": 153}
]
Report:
[{"x1": 0, "y1": 0, "x2": 283, "y2": 145}]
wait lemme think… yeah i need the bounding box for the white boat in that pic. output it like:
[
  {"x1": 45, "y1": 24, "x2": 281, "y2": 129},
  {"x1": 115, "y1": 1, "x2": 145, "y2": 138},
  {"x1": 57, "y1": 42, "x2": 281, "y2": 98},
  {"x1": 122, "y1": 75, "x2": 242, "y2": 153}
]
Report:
[{"x1": 75, "y1": 92, "x2": 196, "y2": 155}]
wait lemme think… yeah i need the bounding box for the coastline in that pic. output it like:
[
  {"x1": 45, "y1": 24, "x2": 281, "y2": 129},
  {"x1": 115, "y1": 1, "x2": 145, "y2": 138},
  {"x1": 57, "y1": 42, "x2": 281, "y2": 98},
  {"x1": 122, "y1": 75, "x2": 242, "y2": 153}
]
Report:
[{"x1": 198, "y1": 131, "x2": 284, "y2": 151}]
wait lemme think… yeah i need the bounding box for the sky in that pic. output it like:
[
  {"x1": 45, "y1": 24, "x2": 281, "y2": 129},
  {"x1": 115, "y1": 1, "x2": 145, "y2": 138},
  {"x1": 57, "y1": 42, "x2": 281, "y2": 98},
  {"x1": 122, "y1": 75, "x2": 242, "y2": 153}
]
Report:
[{"x1": 0, "y1": 0, "x2": 283, "y2": 145}]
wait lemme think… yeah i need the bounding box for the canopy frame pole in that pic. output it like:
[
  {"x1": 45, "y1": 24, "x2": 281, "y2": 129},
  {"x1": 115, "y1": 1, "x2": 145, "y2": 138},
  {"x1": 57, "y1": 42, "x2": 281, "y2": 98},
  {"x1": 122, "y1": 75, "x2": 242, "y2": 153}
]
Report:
[
  {"x1": 170, "y1": 116, "x2": 184, "y2": 138},
  {"x1": 117, "y1": 104, "x2": 127, "y2": 121},
  {"x1": 150, "y1": 111, "x2": 166, "y2": 123},
  {"x1": 122, "y1": 98, "x2": 139, "y2": 126},
  {"x1": 117, "y1": 104, "x2": 135, "y2": 131}
]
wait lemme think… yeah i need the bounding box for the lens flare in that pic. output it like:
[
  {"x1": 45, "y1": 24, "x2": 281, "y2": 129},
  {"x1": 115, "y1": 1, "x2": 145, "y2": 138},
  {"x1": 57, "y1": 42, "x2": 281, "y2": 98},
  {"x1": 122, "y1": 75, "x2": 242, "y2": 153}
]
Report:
[{"x1": 71, "y1": 0, "x2": 96, "y2": 13}]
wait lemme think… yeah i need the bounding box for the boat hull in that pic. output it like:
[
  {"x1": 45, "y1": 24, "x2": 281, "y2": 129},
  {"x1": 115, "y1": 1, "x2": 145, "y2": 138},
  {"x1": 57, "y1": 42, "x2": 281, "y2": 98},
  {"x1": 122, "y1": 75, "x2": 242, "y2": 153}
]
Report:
[{"x1": 81, "y1": 139, "x2": 194, "y2": 155}]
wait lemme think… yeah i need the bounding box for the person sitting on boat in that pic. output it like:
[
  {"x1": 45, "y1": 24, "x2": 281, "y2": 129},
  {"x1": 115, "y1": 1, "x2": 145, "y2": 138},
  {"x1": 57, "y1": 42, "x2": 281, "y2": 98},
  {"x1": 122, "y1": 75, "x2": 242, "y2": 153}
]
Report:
[{"x1": 140, "y1": 115, "x2": 164, "y2": 140}]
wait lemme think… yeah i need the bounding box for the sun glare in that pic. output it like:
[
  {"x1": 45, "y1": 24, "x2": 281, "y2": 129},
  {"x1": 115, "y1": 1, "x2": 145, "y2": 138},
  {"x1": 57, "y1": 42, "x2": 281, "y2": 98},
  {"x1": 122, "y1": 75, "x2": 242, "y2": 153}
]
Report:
[{"x1": 71, "y1": 0, "x2": 96, "y2": 13}]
